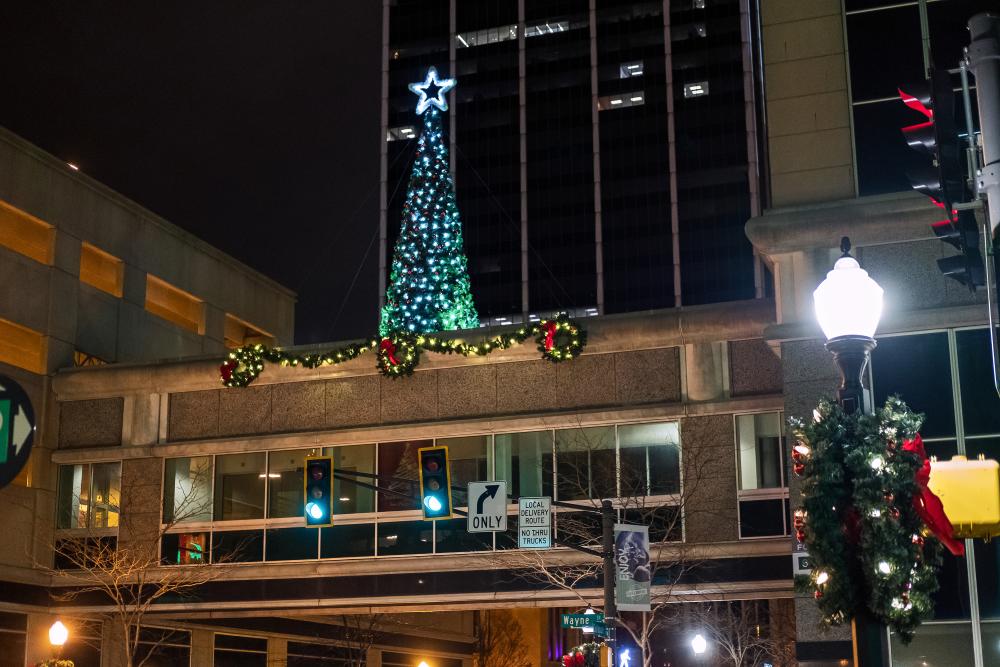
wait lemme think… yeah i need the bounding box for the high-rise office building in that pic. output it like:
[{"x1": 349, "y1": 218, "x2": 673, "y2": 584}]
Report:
[{"x1": 379, "y1": 0, "x2": 766, "y2": 324}]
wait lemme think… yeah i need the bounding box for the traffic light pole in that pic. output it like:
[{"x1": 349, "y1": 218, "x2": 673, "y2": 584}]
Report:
[{"x1": 968, "y1": 13, "x2": 1000, "y2": 236}]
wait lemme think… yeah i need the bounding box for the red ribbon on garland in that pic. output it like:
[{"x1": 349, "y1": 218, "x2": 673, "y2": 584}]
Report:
[
  {"x1": 543, "y1": 321, "x2": 557, "y2": 352},
  {"x1": 903, "y1": 434, "x2": 965, "y2": 556},
  {"x1": 379, "y1": 338, "x2": 400, "y2": 366}
]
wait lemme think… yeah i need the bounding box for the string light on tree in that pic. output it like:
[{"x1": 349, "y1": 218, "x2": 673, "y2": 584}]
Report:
[{"x1": 380, "y1": 66, "x2": 478, "y2": 335}]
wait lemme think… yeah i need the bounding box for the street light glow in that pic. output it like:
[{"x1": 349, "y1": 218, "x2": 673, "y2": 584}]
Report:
[
  {"x1": 418, "y1": 662, "x2": 431, "y2": 667},
  {"x1": 813, "y1": 254, "x2": 883, "y2": 341},
  {"x1": 49, "y1": 620, "x2": 68, "y2": 647},
  {"x1": 691, "y1": 633, "x2": 707, "y2": 655}
]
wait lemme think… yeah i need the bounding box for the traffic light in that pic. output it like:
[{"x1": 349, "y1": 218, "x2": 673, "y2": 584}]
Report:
[
  {"x1": 303, "y1": 455, "x2": 333, "y2": 526},
  {"x1": 900, "y1": 68, "x2": 984, "y2": 290},
  {"x1": 933, "y1": 209, "x2": 985, "y2": 288},
  {"x1": 899, "y1": 68, "x2": 963, "y2": 209},
  {"x1": 417, "y1": 445, "x2": 452, "y2": 519}
]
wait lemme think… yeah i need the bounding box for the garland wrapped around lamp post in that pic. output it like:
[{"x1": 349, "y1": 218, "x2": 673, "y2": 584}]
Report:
[
  {"x1": 795, "y1": 237, "x2": 964, "y2": 653},
  {"x1": 791, "y1": 397, "x2": 957, "y2": 642},
  {"x1": 219, "y1": 313, "x2": 587, "y2": 386}
]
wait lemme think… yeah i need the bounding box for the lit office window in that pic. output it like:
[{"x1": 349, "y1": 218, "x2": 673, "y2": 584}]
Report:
[
  {"x1": 555, "y1": 426, "x2": 616, "y2": 500},
  {"x1": 693, "y1": 0, "x2": 706, "y2": 8},
  {"x1": 213, "y1": 452, "x2": 266, "y2": 521},
  {"x1": 494, "y1": 431, "x2": 553, "y2": 499},
  {"x1": 0, "y1": 199, "x2": 54, "y2": 265},
  {"x1": 56, "y1": 462, "x2": 121, "y2": 529},
  {"x1": 386, "y1": 125, "x2": 417, "y2": 142},
  {"x1": 683, "y1": 81, "x2": 709, "y2": 98},
  {"x1": 455, "y1": 23, "x2": 518, "y2": 49},
  {"x1": 735, "y1": 413, "x2": 788, "y2": 538},
  {"x1": 326, "y1": 444, "x2": 376, "y2": 515},
  {"x1": 162, "y1": 456, "x2": 213, "y2": 523},
  {"x1": 524, "y1": 20, "x2": 570, "y2": 37},
  {"x1": 223, "y1": 314, "x2": 272, "y2": 349},
  {"x1": 598, "y1": 93, "x2": 645, "y2": 110},
  {"x1": 618, "y1": 422, "x2": 681, "y2": 497},
  {"x1": 619, "y1": 61, "x2": 644, "y2": 78},
  {"x1": 437, "y1": 436, "x2": 489, "y2": 507},
  {"x1": 0, "y1": 317, "x2": 46, "y2": 374},
  {"x1": 145, "y1": 274, "x2": 205, "y2": 335}
]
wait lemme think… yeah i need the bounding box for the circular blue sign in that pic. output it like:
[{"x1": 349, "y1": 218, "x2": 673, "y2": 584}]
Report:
[{"x1": 0, "y1": 375, "x2": 35, "y2": 490}]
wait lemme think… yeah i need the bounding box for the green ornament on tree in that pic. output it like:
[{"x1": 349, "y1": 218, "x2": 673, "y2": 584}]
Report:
[{"x1": 380, "y1": 66, "x2": 478, "y2": 336}]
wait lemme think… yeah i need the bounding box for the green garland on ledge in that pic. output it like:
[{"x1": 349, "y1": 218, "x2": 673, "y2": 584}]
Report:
[
  {"x1": 791, "y1": 396, "x2": 943, "y2": 643},
  {"x1": 219, "y1": 313, "x2": 586, "y2": 387}
]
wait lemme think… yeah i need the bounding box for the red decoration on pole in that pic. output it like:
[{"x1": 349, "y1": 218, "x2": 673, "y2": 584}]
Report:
[
  {"x1": 543, "y1": 321, "x2": 557, "y2": 352},
  {"x1": 574, "y1": 651, "x2": 585, "y2": 666},
  {"x1": 379, "y1": 338, "x2": 400, "y2": 366},
  {"x1": 903, "y1": 434, "x2": 965, "y2": 556}
]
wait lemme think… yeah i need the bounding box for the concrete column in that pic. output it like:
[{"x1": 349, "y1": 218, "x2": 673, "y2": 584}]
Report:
[
  {"x1": 367, "y1": 647, "x2": 383, "y2": 667},
  {"x1": 268, "y1": 637, "x2": 288, "y2": 666},
  {"x1": 680, "y1": 414, "x2": 738, "y2": 543},
  {"x1": 101, "y1": 620, "x2": 127, "y2": 667},
  {"x1": 781, "y1": 338, "x2": 852, "y2": 663},
  {"x1": 122, "y1": 393, "x2": 161, "y2": 447},
  {"x1": 683, "y1": 341, "x2": 727, "y2": 402},
  {"x1": 121, "y1": 264, "x2": 147, "y2": 306},
  {"x1": 191, "y1": 628, "x2": 214, "y2": 665}
]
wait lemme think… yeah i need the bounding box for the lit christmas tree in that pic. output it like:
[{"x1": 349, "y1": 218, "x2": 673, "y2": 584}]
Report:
[{"x1": 379, "y1": 67, "x2": 479, "y2": 335}]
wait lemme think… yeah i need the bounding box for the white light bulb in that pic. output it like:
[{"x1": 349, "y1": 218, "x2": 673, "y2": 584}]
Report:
[
  {"x1": 878, "y1": 561, "x2": 892, "y2": 575},
  {"x1": 815, "y1": 571, "x2": 830, "y2": 585},
  {"x1": 691, "y1": 634, "x2": 707, "y2": 655},
  {"x1": 870, "y1": 456, "x2": 885, "y2": 470}
]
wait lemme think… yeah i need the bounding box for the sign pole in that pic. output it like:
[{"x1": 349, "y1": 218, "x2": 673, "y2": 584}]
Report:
[{"x1": 601, "y1": 499, "x2": 616, "y2": 658}]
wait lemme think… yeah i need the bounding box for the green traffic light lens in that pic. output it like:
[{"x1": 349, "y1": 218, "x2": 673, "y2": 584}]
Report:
[{"x1": 423, "y1": 496, "x2": 443, "y2": 513}]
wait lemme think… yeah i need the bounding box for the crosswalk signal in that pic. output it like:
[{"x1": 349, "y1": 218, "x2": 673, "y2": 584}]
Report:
[
  {"x1": 418, "y1": 445, "x2": 452, "y2": 520},
  {"x1": 303, "y1": 456, "x2": 333, "y2": 526},
  {"x1": 900, "y1": 68, "x2": 984, "y2": 290}
]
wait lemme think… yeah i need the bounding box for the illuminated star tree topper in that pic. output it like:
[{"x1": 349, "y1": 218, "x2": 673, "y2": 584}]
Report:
[{"x1": 379, "y1": 67, "x2": 478, "y2": 335}]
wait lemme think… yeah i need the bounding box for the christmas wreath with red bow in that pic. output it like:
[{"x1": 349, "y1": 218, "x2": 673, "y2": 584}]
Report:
[
  {"x1": 219, "y1": 313, "x2": 587, "y2": 386},
  {"x1": 791, "y1": 396, "x2": 964, "y2": 643},
  {"x1": 561, "y1": 641, "x2": 601, "y2": 667}
]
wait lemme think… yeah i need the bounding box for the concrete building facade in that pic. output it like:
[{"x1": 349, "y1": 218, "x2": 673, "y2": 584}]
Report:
[{"x1": 0, "y1": 300, "x2": 796, "y2": 666}]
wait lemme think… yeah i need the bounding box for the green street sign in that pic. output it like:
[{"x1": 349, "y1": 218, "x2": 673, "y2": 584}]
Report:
[
  {"x1": 593, "y1": 622, "x2": 610, "y2": 638},
  {"x1": 561, "y1": 613, "x2": 603, "y2": 629}
]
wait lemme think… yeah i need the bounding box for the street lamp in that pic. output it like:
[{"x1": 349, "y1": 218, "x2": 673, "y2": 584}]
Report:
[
  {"x1": 814, "y1": 236, "x2": 886, "y2": 667},
  {"x1": 417, "y1": 661, "x2": 431, "y2": 667},
  {"x1": 49, "y1": 620, "x2": 68, "y2": 660},
  {"x1": 691, "y1": 633, "x2": 707, "y2": 655},
  {"x1": 813, "y1": 237, "x2": 884, "y2": 414}
]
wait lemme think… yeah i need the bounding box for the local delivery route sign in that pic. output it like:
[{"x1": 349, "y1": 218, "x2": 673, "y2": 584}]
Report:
[
  {"x1": 467, "y1": 481, "x2": 508, "y2": 533},
  {"x1": 518, "y1": 496, "x2": 551, "y2": 548}
]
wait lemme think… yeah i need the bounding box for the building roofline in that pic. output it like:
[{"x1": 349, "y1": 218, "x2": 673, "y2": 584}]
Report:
[{"x1": 0, "y1": 125, "x2": 297, "y2": 299}]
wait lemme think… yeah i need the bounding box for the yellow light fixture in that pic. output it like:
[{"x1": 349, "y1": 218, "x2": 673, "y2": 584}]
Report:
[{"x1": 49, "y1": 620, "x2": 68, "y2": 647}]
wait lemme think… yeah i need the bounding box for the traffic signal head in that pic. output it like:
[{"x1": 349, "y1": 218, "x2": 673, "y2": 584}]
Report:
[
  {"x1": 899, "y1": 68, "x2": 963, "y2": 210},
  {"x1": 418, "y1": 446, "x2": 452, "y2": 519},
  {"x1": 303, "y1": 456, "x2": 333, "y2": 526},
  {"x1": 932, "y1": 210, "x2": 985, "y2": 290}
]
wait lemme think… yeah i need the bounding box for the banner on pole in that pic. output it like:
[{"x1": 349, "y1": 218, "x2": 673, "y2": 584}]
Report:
[{"x1": 614, "y1": 523, "x2": 651, "y2": 611}]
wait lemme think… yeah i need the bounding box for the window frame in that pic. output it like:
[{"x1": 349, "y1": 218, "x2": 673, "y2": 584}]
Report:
[{"x1": 733, "y1": 411, "x2": 790, "y2": 540}]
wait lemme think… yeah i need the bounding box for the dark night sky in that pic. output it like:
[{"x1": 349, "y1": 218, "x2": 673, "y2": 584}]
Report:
[{"x1": 0, "y1": 2, "x2": 383, "y2": 345}]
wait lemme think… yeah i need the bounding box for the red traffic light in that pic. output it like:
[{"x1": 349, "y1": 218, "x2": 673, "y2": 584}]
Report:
[{"x1": 310, "y1": 465, "x2": 325, "y2": 480}]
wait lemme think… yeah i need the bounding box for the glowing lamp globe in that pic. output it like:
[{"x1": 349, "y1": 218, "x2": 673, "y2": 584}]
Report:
[
  {"x1": 813, "y1": 239, "x2": 883, "y2": 342},
  {"x1": 49, "y1": 620, "x2": 68, "y2": 647},
  {"x1": 691, "y1": 633, "x2": 707, "y2": 655}
]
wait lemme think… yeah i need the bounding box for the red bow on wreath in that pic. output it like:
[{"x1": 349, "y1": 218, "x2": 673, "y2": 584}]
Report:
[
  {"x1": 543, "y1": 321, "x2": 557, "y2": 352},
  {"x1": 219, "y1": 360, "x2": 237, "y2": 382},
  {"x1": 903, "y1": 434, "x2": 965, "y2": 556},
  {"x1": 379, "y1": 338, "x2": 400, "y2": 366}
]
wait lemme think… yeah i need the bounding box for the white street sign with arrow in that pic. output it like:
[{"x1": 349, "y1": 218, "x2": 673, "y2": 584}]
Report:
[{"x1": 467, "y1": 481, "x2": 508, "y2": 533}]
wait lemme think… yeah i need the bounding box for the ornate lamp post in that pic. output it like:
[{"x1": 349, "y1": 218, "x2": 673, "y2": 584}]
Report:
[
  {"x1": 813, "y1": 237, "x2": 884, "y2": 415},
  {"x1": 813, "y1": 237, "x2": 886, "y2": 666}
]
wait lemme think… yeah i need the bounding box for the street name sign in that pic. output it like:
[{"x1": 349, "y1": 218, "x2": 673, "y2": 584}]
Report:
[
  {"x1": 467, "y1": 481, "x2": 508, "y2": 533},
  {"x1": 561, "y1": 613, "x2": 604, "y2": 629},
  {"x1": 518, "y1": 496, "x2": 551, "y2": 548}
]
